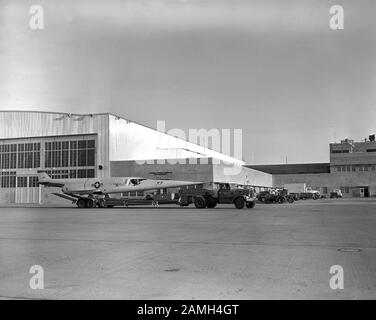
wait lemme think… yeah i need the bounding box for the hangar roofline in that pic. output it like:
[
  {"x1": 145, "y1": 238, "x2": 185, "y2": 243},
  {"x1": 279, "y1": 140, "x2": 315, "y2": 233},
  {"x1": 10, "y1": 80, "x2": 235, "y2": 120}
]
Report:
[
  {"x1": 0, "y1": 110, "x2": 244, "y2": 163},
  {"x1": 0, "y1": 109, "x2": 184, "y2": 141}
]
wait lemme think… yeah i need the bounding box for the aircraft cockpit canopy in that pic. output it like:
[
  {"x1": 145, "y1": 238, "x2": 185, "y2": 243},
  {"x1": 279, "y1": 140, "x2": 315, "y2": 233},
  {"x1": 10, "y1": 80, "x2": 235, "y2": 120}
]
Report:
[{"x1": 129, "y1": 178, "x2": 146, "y2": 186}]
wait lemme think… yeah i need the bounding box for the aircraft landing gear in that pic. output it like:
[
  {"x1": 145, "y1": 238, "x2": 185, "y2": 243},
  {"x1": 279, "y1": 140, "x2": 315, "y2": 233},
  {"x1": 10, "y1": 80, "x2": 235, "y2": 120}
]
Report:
[
  {"x1": 77, "y1": 198, "x2": 86, "y2": 208},
  {"x1": 76, "y1": 198, "x2": 95, "y2": 208}
]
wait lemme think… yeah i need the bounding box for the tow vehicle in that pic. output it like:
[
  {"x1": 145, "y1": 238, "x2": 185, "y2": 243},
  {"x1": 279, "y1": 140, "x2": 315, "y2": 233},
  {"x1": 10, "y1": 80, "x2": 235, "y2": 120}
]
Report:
[{"x1": 178, "y1": 183, "x2": 256, "y2": 209}]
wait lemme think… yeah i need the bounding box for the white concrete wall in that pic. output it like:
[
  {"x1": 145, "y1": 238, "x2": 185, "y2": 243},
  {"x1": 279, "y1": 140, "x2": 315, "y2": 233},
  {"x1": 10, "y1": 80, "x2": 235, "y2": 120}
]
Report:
[
  {"x1": 213, "y1": 164, "x2": 272, "y2": 187},
  {"x1": 110, "y1": 158, "x2": 273, "y2": 188},
  {"x1": 110, "y1": 159, "x2": 214, "y2": 183},
  {"x1": 108, "y1": 115, "x2": 244, "y2": 166}
]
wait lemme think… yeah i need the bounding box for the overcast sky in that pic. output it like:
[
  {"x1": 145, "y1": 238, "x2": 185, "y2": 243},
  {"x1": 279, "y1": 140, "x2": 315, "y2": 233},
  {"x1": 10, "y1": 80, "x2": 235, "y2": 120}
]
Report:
[{"x1": 1, "y1": 0, "x2": 375, "y2": 164}]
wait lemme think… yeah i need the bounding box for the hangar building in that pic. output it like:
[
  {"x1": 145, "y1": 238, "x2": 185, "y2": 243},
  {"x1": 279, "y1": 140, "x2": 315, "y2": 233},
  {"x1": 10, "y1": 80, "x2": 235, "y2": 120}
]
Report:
[{"x1": 0, "y1": 111, "x2": 272, "y2": 204}]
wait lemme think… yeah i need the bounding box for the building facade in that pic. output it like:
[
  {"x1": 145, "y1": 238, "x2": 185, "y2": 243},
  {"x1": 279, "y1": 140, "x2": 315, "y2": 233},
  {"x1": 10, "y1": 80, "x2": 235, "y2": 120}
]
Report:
[
  {"x1": 248, "y1": 138, "x2": 376, "y2": 197},
  {"x1": 0, "y1": 111, "x2": 272, "y2": 204}
]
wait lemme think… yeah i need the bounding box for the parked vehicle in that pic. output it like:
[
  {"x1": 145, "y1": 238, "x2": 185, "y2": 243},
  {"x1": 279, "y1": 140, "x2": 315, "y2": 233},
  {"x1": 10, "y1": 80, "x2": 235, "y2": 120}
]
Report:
[
  {"x1": 178, "y1": 183, "x2": 256, "y2": 209},
  {"x1": 257, "y1": 189, "x2": 294, "y2": 204},
  {"x1": 330, "y1": 189, "x2": 343, "y2": 198},
  {"x1": 283, "y1": 183, "x2": 320, "y2": 200}
]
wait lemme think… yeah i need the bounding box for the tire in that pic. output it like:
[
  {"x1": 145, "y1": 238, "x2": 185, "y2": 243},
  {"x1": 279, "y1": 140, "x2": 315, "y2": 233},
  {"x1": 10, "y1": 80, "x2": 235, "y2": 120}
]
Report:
[
  {"x1": 194, "y1": 196, "x2": 206, "y2": 209},
  {"x1": 98, "y1": 199, "x2": 106, "y2": 208},
  {"x1": 287, "y1": 197, "x2": 294, "y2": 203},
  {"x1": 205, "y1": 197, "x2": 217, "y2": 208},
  {"x1": 77, "y1": 198, "x2": 86, "y2": 208},
  {"x1": 278, "y1": 197, "x2": 285, "y2": 204},
  {"x1": 206, "y1": 201, "x2": 217, "y2": 208},
  {"x1": 234, "y1": 197, "x2": 245, "y2": 209},
  {"x1": 85, "y1": 198, "x2": 95, "y2": 208},
  {"x1": 246, "y1": 201, "x2": 256, "y2": 208}
]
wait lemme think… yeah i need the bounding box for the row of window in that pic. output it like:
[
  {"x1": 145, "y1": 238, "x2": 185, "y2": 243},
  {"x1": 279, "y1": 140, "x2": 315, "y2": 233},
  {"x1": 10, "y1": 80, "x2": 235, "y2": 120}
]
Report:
[
  {"x1": 0, "y1": 143, "x2": 41, "y2": 153},
  {"x1": 332, "y1": 149, "x2": 376, "y2": 153},
  {"x1": 334, "y1": 165, "x2": 376, "y2": 172},
  {"x1": 0, "y1": 169, "x2": 96, "y2": 188},
  {"x1": 1, "y1": 173, "x2": 40, "y2": 188},
  {"x1": 45, "y1": 140, "x2": 95, "y2": 168},
  {"x1": 0, "y1": 140, "x2": 96, "y2": 169},
  {"x1": 16, "y1": 176, "x2": 39, "y2": 188},
  {"x1": 0, "y1": 143, "x2": 41, "y2": 169},
  {"x1": 45, "y1": 140, "x2": 95, "y2": 150},
  {"x1": 331, "y1": 150, "x2": 350, "y2": 153}
]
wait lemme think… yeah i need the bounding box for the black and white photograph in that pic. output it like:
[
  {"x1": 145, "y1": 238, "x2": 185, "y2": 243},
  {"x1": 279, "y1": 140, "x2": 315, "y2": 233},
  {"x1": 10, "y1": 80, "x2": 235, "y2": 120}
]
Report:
[{"x1": 0, "y1": 0, "x2": 375, "y2": 308}]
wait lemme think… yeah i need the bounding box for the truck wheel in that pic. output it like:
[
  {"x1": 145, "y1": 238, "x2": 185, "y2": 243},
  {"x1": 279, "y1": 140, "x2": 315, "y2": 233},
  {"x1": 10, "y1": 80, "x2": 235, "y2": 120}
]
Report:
[
  {"x1": 234, "y1": 197, "x2": 245, "y2": 209},
  {"x1": 85, "y1": 199, "x2": 95, "y2": 208},
  {"x1": 98, "y1": 199, "x2": 106, "y2": 208},
  {"x1": 205, "y1": 197, "x2": 217, "y2": 208},
  {"x1": 246, "y1": 201, "x2": 255, "y2": 208},
  {"x1": 194, "y1": 196, "x2": 206, "y2": 209},
  {"x1": 77, "y1": 199, "x2": 86, "y2": 208},
  {"x1": 278, "y1": 197, "x2": 285, "y2": 204},
  {"x1": 287, "y1": 197, "x2": 294, "y2": 203},
  {"x1": 206, "y1": 201, "x2": 217, "y2": 208}
]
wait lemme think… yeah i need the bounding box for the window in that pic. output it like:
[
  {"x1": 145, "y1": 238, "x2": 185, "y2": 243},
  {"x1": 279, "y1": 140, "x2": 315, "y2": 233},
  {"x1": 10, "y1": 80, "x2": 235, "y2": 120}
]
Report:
[
  {"x1": 0, "y1": 172, "x2": 16, "y2": 188},
  {"x1": 29, "y1": 176, "x2": 39, "y2": 187},
  {"x1": 17, "y1": 176, "x2": 28, "y2": 188},
  {"x1": 331, "y1": 149, "x2": 350, "y2": 153},
  {"x1": 352, "y1": 166, "x2": 356, "y2": 172},
  {"x1": 0, "y1": 144, "x2": 17, "y2": 169},
  {"x1": 77, "y1": 169, "x2": 87, "y2": 178},
  {"x1": 46, "y1": 139, "x2": 95, "y2": 169},
  {"x1": 14, "y1": 143, "x2": 41, "y2": 169}
]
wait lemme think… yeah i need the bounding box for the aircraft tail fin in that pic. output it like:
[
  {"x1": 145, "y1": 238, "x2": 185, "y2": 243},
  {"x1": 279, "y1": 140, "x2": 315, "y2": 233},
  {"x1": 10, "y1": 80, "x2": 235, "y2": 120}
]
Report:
[{"x1": 37, "y1": 172, "x2": 52, "y2": 184}]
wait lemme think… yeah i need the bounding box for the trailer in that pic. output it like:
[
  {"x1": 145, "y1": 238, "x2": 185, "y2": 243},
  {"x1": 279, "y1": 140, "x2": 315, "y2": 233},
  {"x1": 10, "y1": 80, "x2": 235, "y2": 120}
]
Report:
[{"x1": 52, "y1": 191, "x2": 179, "y2": 208}]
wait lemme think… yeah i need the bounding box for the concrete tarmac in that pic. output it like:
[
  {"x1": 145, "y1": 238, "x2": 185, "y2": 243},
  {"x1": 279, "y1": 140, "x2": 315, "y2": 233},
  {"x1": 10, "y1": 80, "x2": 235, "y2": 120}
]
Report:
[{"x1": 0, "y1": 199, "x2": 375, "y2": 299}]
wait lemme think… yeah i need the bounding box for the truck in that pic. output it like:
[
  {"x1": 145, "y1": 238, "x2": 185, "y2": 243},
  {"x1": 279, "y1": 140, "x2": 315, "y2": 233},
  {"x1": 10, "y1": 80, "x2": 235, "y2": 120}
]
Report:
[
  {"x1": 178, "y1": 183, "x2": 257, "y2": 209},
  {"x1": 283, "y1": 183, "x2": 321, "y2": 200},
  {"x1": 283, "y1": 183, "x2": 307, "y2": 193},
  {"x1": 257, "y1": 189, "x2": 295, "y2": 204}
]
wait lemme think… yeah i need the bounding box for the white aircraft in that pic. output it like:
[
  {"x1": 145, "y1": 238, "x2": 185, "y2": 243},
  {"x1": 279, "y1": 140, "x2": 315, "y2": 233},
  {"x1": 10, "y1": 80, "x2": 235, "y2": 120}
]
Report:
[{"x1": 37, "y1": 172, "x2": 200, "y2": 208}]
